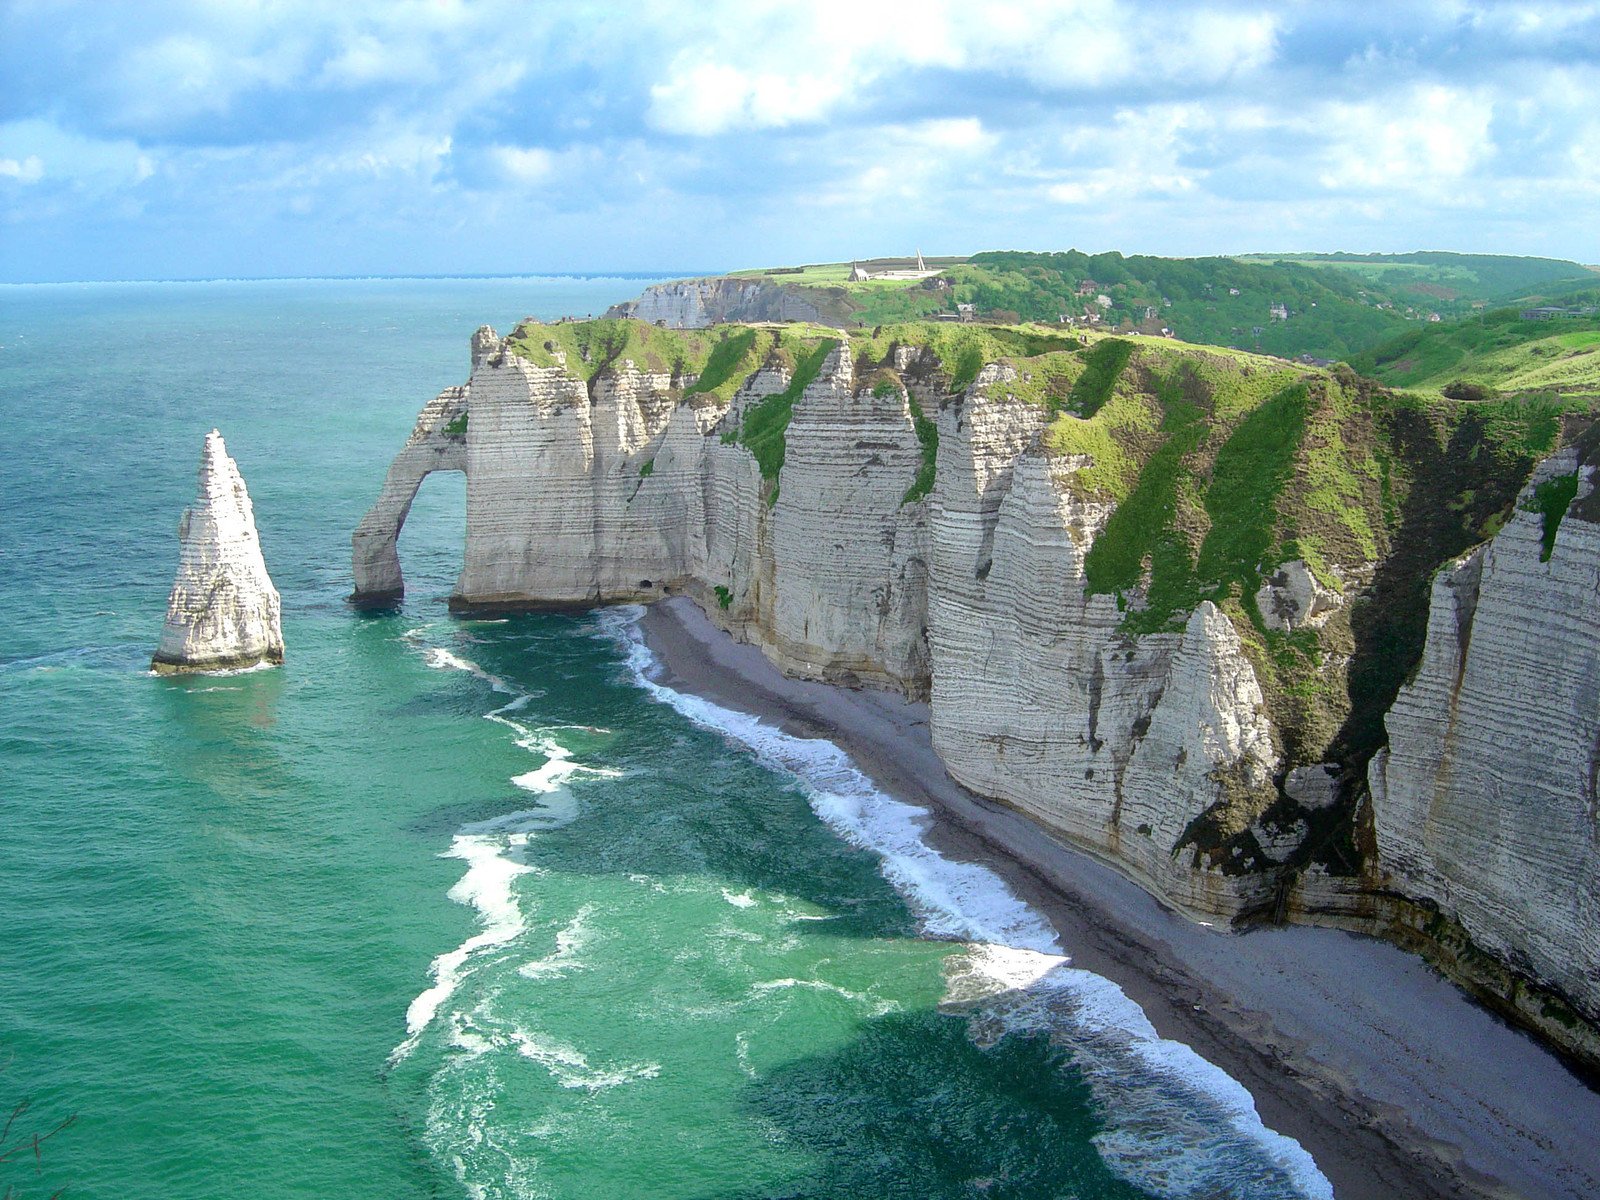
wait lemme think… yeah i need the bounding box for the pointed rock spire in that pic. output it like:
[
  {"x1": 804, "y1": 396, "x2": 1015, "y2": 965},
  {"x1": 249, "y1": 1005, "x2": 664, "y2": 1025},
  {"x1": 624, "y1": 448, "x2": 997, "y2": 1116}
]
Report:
[{"x1": 152, "y1": 429, "x2": 284, "y2": 674}]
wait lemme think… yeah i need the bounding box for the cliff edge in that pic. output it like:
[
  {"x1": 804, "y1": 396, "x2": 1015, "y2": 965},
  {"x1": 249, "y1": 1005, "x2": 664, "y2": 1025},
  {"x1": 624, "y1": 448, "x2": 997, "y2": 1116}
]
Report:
[{"x1": 153, "y1": 430, "x2": 284, "y2": 674}]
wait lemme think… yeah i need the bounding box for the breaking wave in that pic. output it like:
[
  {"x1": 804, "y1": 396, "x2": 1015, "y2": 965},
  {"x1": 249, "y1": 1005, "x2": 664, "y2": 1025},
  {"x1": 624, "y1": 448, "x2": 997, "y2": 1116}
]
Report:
[{"x1": 597, "y1": 605, "x2": 1332, "y2": 1200}]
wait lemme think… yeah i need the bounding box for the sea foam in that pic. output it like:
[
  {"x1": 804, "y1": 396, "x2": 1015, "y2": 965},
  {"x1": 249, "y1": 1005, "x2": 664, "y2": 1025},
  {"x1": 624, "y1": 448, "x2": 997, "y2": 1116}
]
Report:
[
  {"x1": 392, "y1": 634, "x2": 614, "y2": 1066},
  {"x1": 599, "y1": 605, "x2": 1333, "y2": 1200}
]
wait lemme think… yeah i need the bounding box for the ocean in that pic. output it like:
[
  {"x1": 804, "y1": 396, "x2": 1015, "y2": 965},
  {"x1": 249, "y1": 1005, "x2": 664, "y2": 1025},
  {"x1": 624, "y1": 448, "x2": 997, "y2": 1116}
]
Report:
[{"x1": 0, "y1": 278, "x2": 1330, "y2": 1199}]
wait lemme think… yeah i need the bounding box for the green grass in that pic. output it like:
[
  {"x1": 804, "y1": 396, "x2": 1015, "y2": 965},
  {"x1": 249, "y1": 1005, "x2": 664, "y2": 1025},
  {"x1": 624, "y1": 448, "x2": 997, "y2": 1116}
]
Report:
[
  {"x1": 1349, "y1": 308, "x2": 1600, "y2": 397},
  {"x1": 639, "y1": 458, "x2": 654, "y2": 478},
  {"x1": 903, "y1": 395, "x2": 939, "y2": 504},
  {"x1": 1081, "y1": 392, "x2": 1201, "y2": 597},
  {"x1": 849, "y1": 322, "x2": 1080, "y2": 394},
  {"x1": 442, "y1": 412, "x2": 468, "y2": 436},
  {"x1": 737, "y1": 338, "x2": 838, "y2": 492},
  {"x1": 684, "y1": 328, "x2": 761, "y2": 402},
  {"x1": 714, "y1": 585, "x2": 733, "y2": 609},
  {"x1": 508, "y1": 318, "x2": 720, "y2": 381},
  {"x1": 1483, "y1": 392, "x2": 1572, "y2": 456},
  {"x1": 1059, "y1": 339, "x2": 1134, "y2": 417},
  {"x1": 1525, "y1": 472, "x2": 1580, "y2": 561},
  {"x1": 1196, "y1": 384, "x2": 1311, "y2": 594}
]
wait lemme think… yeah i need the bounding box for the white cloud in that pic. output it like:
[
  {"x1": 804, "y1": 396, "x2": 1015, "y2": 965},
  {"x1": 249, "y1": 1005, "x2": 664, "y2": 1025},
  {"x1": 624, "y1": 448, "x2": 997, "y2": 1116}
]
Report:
[
  {"x1": 492, "y1": 144, "x2": 555, "y2": 183},
  {"x1": 648, "y1": 57, "x2": 855, "y2": 135},
  {"x1": 5, "y1": 0, "x2": 1600, "y2": 277},
  {"x1": 641, "y1": 2, "x2": 1282, "y2": 138},
  {"x1": 908, "y1": 118, "x2": 992, "y2": 151},
  {"x1": 318, "y1": 34, "x2": 435, "y2": 88},
  {"x1": 1318, "y1": 86, "x2": 1494, "y2": 192},
  {"x1": 0, "y1": 155, "x2": 45, "y2": 183}
]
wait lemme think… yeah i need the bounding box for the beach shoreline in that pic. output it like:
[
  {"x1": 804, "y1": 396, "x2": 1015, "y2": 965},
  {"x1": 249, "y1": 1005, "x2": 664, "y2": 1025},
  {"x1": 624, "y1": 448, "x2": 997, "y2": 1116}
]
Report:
[{"x1": 639, "y1": 595, "x2": 1600, "y2": 1200}]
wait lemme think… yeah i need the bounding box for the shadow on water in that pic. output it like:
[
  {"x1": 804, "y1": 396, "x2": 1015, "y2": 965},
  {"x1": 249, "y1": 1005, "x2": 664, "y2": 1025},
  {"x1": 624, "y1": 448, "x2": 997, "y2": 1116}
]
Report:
[
  {"x1": 387, "y1": 608, "x2": 923, "y2": 940},
  {"x1": 706, "y1": 1008, "x2": 1150, "y2": 1200},
  {"x1": 707, "y1": 969, "x2": 1318, "y2": 1200}
]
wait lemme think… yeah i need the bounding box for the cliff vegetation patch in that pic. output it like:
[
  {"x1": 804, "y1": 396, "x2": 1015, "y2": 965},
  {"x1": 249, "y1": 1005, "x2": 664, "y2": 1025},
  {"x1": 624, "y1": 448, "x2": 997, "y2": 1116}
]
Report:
[
  {"x1": 1524, "y1": 471, "x2": 1580, "y2": 561},
  {"x1": 903, "y1": 395, "x2": 939, "y2": 505},
  {"x1": 848, "y1": 322, "x2": 1078, "y2": 395},
  {"x1": 736, "y1": 338, "x2": 838, "y2": 496}
]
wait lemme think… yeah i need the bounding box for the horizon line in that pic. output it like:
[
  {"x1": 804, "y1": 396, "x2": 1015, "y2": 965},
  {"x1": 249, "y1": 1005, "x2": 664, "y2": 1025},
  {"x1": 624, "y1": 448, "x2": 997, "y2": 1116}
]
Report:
[{"x1": 0, "y1": 270, "x2": 710, "y2": 288}]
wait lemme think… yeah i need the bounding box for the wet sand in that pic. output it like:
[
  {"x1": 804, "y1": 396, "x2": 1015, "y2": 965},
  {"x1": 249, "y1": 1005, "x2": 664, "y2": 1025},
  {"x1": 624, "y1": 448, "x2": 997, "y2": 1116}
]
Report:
[{"x1": 641, "y1": 596, "x2": 1600, "y2": 1200}]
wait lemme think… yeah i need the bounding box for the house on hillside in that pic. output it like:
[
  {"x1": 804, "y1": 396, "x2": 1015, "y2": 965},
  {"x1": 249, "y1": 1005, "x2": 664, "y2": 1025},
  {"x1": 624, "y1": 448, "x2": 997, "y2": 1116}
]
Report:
[
  {"x1": 1269, "y1": 302, "x2": 1289, "y2": 320},
  {"x1": 1076, "y1": 279, "x2": 1098, "y2": 297}
]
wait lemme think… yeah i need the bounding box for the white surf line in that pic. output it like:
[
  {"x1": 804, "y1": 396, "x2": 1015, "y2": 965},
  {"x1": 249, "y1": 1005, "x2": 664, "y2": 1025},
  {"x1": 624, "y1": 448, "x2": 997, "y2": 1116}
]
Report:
[
  {"x1": 391, "y1": 631, "x2": 616, "y2": 1065},
  {"x1": 597, "y1": 605, "x2": 1333, "y2": 1200}
]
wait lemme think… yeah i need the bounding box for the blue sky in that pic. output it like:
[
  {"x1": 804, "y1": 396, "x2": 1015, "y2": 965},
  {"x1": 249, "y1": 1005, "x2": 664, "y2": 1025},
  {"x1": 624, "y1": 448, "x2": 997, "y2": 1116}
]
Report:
[{"x1": 3, "y1": 0, "x2": 1598, "y2": 281}]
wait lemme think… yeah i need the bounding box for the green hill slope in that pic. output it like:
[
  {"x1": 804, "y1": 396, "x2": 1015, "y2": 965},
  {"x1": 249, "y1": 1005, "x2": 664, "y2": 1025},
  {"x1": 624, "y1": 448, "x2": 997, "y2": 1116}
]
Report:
[
  {"x1": 1348, "y1": 306, "x2": 1600, "y2": 398},
  {"x1": 631, "y1": 250, "x2": 1598, "y2": 366},
  {"x1": 1237, "y1": 251, "x2": 1597, "y2": 315},
  {"x1": 713, "y1": 250, "x2": 1415, "y2": 359}
]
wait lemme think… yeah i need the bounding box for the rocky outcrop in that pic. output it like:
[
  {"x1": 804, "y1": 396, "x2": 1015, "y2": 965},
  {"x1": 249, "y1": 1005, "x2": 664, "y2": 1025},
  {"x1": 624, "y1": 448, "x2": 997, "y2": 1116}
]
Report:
[
  {"x1": 1370, "y1": 448, "x2": 1600, "y2": 1047},
  {"x1": 1256, "y1": 560, "x2": 1343, "y2": 632},
  {"x1": 153, "y1": 430, "x2": 284, "y2": 674},
  {"x1": 606, "y1": 278, "x2": 835, "y2": 328}
]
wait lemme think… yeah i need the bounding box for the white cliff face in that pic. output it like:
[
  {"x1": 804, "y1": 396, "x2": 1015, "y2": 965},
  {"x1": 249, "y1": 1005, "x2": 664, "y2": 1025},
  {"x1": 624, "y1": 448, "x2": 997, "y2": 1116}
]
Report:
[
  {"x1": 351, "y1": 384, "x2": 468, "y2": 601},
  {"x1": 153, "y1": 430, "x2": 284, "y2": 674},
  {"x1": 358, "y1": 330, "x2": 1290, "y2": 913},
  {"x1": 926, "y1": 402, "x2": 1281, "y2": 917},
  {"x1": 1372, "y1": 448, "x2": 1600, "y2": 1025},
  {"x1": 765, "y1": 345, "x2": 931, "y2": 689},
  {"x1": 606, "y1": 279, "x2": 830, "y2": 328}
]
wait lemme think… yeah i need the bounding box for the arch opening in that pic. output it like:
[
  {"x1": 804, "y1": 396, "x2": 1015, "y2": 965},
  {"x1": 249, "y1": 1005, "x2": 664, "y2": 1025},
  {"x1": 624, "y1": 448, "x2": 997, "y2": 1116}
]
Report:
[{"x1": 396, "y1": 469, "x2": 466, "y2": 606}]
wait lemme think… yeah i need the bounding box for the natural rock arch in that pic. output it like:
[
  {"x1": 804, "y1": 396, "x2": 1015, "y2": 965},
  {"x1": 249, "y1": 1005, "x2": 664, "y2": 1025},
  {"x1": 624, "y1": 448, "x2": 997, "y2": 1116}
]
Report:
[{"x1": 350, "y1": 385, "x2": 468, "y2": 606}]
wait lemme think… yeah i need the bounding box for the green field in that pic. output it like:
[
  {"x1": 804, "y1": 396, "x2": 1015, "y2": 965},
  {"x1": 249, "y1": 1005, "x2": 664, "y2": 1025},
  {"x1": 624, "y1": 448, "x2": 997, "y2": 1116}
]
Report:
[
  {"x1": 1348, "y1": 308, "x2": 1600, "y2": 397},
  {"x1": 1236, "y1": 251, "x2": 1597, "y2": 315}
]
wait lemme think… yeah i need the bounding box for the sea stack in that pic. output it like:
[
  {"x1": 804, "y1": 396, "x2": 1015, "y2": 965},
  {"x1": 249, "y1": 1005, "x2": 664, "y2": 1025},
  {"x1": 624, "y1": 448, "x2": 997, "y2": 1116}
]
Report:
[{"x1": 152, "y1": 430, "x2": 284, "y2": 674}]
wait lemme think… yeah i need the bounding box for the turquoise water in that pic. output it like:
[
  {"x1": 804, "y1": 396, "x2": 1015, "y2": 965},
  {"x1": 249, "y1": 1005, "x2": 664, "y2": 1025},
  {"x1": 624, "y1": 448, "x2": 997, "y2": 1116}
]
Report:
[{"x1": 0, "y1": 280, "x2": 1329, "y2": 1199}]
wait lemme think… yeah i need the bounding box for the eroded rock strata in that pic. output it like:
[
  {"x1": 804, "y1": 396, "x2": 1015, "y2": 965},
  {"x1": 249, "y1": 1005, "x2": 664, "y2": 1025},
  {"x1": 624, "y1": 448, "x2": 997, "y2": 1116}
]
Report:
[
  {"x1": 1369, "y1": 447, "x2": 1600, "y2": 1061},
  {"x1": 355, "y1": 318, "x2": 1599, "y2": 1065},
  {"x1": 154, "y1": 429, "x2": 284, "y2": 674}
]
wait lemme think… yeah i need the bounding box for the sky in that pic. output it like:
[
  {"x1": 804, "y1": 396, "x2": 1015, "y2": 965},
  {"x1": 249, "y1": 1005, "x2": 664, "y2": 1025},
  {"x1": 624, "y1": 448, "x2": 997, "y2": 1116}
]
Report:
[{"x1": 2, "y1": 0, "x2": 1599, "y2": 282}]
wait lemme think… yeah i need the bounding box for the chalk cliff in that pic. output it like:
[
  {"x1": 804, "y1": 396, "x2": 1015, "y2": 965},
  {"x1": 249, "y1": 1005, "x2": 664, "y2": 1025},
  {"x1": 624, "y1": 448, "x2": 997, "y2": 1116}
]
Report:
[
  {"x1": 1369, "y1": 446, "x2": 1600, "y2": 1056},
  {"x1": 153, "y1": 430, "x2": 284, "y2": 674},
  {"x1": 354, "y1": 317, "x2": 1598, "y2": 1065},
  {"x1": 606, "y1": 277, "x2": 837, "y2": 328}
]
